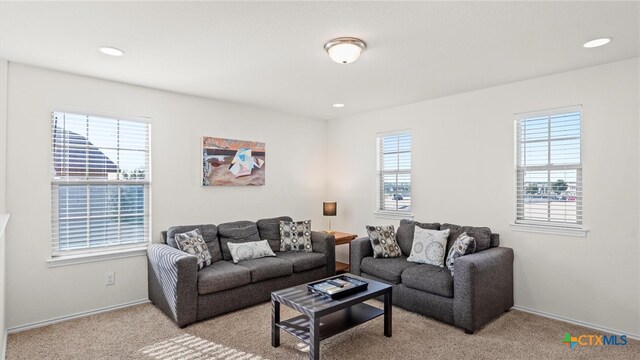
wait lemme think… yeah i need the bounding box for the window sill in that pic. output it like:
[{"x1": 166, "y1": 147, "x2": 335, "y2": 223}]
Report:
[
  {"x1": 374, "y1": 211, "x2": 414, "y2": 220},
  {"x1": 47, "y1": 246, "x2": 148, "y2": 268},
  {"x1": 509, "y1": 223, "x2": 588, "y2": 237}
]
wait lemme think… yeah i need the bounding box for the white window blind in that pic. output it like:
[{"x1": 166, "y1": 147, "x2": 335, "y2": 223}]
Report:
[
  {"x1": 51, "y1": 111, "x2": 151, "y2": 256},
  {"x1": 377, "y1": 132, "x2": 412, "y2": 212},
  {"x1": 515, "y1": 106, "x2": 582, "y2": 227}
]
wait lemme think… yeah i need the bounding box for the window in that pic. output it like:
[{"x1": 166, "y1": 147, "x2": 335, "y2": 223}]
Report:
[
  {"x1": 515, "y1": 106, "x2": 582, "y2": 229},
  {"x1": 377, "y1": 132, "x2": 412, "y2": 213},
  {"x1": 51, "y1": 111, "x2": 151, "y2": 256}
]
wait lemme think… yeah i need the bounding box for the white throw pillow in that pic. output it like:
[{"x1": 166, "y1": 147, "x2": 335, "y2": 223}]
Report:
[
  {"x1": 227, "y1": 240, "x2": 276, "y2": 264},
  {"x1": 407, "y1": 226, "x2": 450, "y2": 267}
]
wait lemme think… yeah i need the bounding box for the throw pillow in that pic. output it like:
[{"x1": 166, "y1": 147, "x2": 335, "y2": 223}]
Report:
[
  {"x1": 174, "y1": 229, "x2": 213, "y2": 270},
  {"x1": 366, "y1": 225, "x2": 402, "y2": 258},
  {"x1": 446, "y1": 232, "x2": 476, "y2": 275},
  {"x1": 279, "y1": 220, "x2": 313, "y2": 252},
  {"x1": 407, "y1": 226, "x2": 450, "y2": 267},
  {"x1": 227, "y1": 240, "x2": 276, "y2": 264},
  {"x1": 395, "y1": 219, "x2": 441, "y2": 256}
]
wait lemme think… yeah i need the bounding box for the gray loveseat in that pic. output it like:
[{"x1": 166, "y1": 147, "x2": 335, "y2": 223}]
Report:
[
  {"x1": 351, "y1": 219, "x2": 513, "y2": 333},
  {"x1": 148, "y1": 216, "x2": 336, "y2": 327}
]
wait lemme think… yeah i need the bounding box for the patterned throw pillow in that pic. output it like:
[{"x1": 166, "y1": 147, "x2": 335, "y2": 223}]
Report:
[
  {"x1": 446, "y1": 232, "x2": 476, "y2": 275},
  {"x1": 279, "y1": 220, "x2": 313, "y2": 252},
  {"x1": 366, "y1": 225, "x2": 402, "y2": 258},
  {"x1": 407, "y1": 226, "x2": 450, "y2": 267},
  {"x1": 227, "y1": 240, "x2": 276, "y2": 264},
  {"x1": 174, "y1": 229, "x2": 213, "y2": 270}
]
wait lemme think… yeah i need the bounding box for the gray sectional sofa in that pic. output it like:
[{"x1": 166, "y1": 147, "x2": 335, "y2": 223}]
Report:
[
  {"x1": 350, "y1": 219, "x2": 513, "y2": 333},
  {"x1": 147, "y1": 216, "x2": 336, "y2": 327}
]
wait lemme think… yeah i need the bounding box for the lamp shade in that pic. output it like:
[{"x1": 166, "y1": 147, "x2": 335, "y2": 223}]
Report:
[
  {"x1": 323, "y1": 202, "x2": 337, "y2": 216},
  {"x1": 324, "y1": 37, "x2": 366, "y2": 64}
]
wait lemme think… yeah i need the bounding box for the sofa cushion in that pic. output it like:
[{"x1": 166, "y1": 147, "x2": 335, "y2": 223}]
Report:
[
  {"x1": 227, "y1": 240, "x2": 276, "y2": 264},
  {"x1": 257, "y1": 216, "x2": 293, "y2": 252},
  {"x1": 167, "y1": 224, "x2": 222, "y2": 262},
  {"x1": 396, "y1": 219, "x2": 441, "y2": 256},
  {"x1": 218, "y1": 221, "x2": 261, "y2": 261},
  {"x1": 276, "y1": 252, "x2": 327, "y2": 273},
  {"x1": 175, "y1": 229, "x2": 213, "y2": 270},
  {"x1": 236, "y1": 257, "x2": 293, "y2": 283},
  {"x1": 366, "y1": 225, "x2": 402, "y2": 258},
  {"x1": 406, "y1": 227, "x2": 450, "y2": 267},
  {"x1": 197, "y1": 260, "x2": 251, "y2": 295},
  {"x1": 490, "y1": 233, "x2": 500, "y2": 247},
  {"x1": 441, "y1": 223, "x2": 492, "y2": 253},
  {"x1": 279, "y1": 220, "x2": 313, "y2": 252},
  {"x1": 402, "y1": 264, "x2": 454, "y2": 298},
  {"x1": 360, "y1": 256, "x2": 419, "y2": 284}
]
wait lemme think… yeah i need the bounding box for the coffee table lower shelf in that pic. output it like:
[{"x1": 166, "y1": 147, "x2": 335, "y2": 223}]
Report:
[{"x1": 276, "y1": 303, "x2": 383, "y2": 343}]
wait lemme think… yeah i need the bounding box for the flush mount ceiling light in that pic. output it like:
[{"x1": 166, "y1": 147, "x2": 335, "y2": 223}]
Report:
[
  {"x1": 324, "y1": 37, "x2": 366, "y2": 64},
  {"x1": 583, "y1": 37, "x2": 612, "y2": 48},
  {"x1": 332, "y1": 103, "x2": 345, "y2": 108},
  {"x1": 99, "y1": 46, "x2": 125, "y2": 56}
]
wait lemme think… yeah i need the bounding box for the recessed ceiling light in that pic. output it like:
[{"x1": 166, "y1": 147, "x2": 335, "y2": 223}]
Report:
[
  {"x1": 99, "y1": 46, "x2": 125, "y2": 56},
  {"x1": 583, "y1": 38, "x2": 612, "y2": 48},
  {"x1": 333, "y1": 103, "x2": 345, "y2": 108}
]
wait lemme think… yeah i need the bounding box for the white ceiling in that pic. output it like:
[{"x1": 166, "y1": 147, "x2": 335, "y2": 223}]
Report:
[{"x1": 1, "y1": 1, "x2": 638, "y2": 120}]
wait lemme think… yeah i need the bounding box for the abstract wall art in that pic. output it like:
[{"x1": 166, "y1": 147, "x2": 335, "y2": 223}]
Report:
[{"x1": 202, "y1": 137, "x2": 265, "y2": 186}]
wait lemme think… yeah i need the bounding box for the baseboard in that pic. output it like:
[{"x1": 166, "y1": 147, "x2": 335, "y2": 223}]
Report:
[
  {"x1": 1, "y1": 330, "x2": 6, "y2": 360},
  {"x1": 512, "y1": 305, "x2": 640, "y2": 341},
  {"x1": 7, "y1": 299, "x2": 150, "y2": 334}
]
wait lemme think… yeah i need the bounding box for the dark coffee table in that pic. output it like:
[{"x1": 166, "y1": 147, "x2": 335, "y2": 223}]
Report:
[{"x1": 271, "y1": 274, "x2": 392, "y2": 360}]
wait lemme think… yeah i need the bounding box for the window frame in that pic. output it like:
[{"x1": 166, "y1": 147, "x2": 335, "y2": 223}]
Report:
[
  {"x1": 50, "y1": 110, "x2": 152, "y2": 260},
  {"x1": 375, "y1": 130, "x2": 412, "y2": 217},
  {"x1": 512, "y1": 105, "x2": 587, "y2": 237}
]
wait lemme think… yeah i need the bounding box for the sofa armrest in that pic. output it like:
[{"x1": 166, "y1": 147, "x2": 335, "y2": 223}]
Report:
[
  {"x1": 349, "y1": 237, "x2": 373, "y2": 276},
  {"x1": 453, "y1": 247, "x2": 514, "y2": 333},
  {"x1": 311, "y1": 231, "x2": 336, "y2": 276},
  {"x1": 147, "y1": 243, "x2": 199, "y2": 327}
]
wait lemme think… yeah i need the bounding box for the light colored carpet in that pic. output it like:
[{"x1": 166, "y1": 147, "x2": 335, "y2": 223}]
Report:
[{"x1": 7, "y1": 301, "x2": 639, "y2": 360}]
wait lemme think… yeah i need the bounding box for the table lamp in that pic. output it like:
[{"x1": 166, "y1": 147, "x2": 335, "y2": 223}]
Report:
[{"x1": 323, "y1": 202, "x2": 337, "y2": 234}]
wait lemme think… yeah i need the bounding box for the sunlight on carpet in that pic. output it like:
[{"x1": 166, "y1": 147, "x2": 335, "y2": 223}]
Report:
[{"x1": 140, "y1": 334, "x2": 268, "y2": 360}]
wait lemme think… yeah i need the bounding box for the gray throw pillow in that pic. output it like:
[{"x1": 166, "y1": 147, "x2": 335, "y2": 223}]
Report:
[
  {"x1": 366, "y1": 225, "x2": 402, "y2": 258},
  {"x1": 446, "y1": 232, "x2": 476, "y2": 275},
  {"x1": 227, "y1": 240, "x2": 276, "y2": 264},
  {"x1": 279, "y1": 220, "x2": 313, "y2": 252},
  {"x1": 407, "y1": 226, "x2": 450, "y2": 267},
  {"x1": 174, "y1": 229, "x2": 213, "y2": 270}
]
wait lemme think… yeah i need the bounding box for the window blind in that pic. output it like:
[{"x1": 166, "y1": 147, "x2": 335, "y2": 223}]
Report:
[
  {"x1": 51, "y1": 111, "x2": 151, "y2": 256},
  {"x1": 515, "y1": 106, "x2": 582, "y2": 227},
  {"x1": 377, "y1": 132, "x2": 412, "y2": 212}
]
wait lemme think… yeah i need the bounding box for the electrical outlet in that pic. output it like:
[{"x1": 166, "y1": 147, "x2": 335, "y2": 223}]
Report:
[{"x1": 104, "y1": 272, "x2": 115, "y2": 286}]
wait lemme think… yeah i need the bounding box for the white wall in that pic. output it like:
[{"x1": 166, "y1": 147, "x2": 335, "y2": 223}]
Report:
[
  {"x1": 0, "y1": 58, "x2": 8, "y2": 359},
  {"x1": 5, "y1": 63, "x2": 328, "y2": 329},
  {"x1": 327, "y1": 58, "x2": 640, "y2": 336},
  {"x1": 0, "y1": 59, "x2": 6, "y2": 214}
]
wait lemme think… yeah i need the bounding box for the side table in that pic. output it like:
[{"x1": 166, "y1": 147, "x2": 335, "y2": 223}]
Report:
[{"x1": 330, "y1": 231, "x2": 358, "y2": 274}]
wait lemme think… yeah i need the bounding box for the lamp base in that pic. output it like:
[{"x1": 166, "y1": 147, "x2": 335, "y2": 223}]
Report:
[{"x1": 323, "y1": 230, "x2": 336, "y2": 235}]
